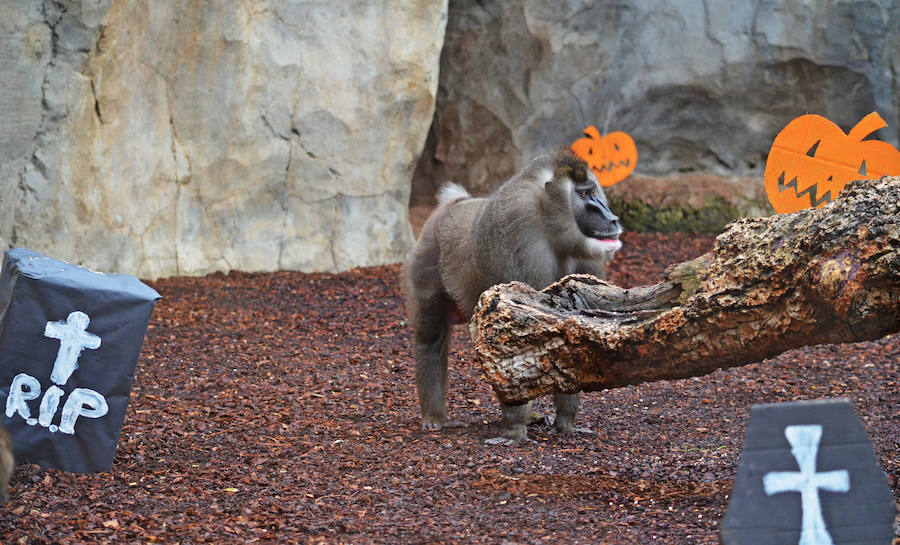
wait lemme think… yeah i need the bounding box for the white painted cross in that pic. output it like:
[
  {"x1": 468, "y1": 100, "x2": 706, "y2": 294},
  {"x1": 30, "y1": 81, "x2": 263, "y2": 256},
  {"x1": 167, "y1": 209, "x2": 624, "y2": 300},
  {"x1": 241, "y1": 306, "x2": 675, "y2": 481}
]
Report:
[
  {"x1": 44, "y1": 311, "x2": 101, "y2": 385},
  {"x1": 763, "y1": 424, "x2": 850, "y2": 545}
]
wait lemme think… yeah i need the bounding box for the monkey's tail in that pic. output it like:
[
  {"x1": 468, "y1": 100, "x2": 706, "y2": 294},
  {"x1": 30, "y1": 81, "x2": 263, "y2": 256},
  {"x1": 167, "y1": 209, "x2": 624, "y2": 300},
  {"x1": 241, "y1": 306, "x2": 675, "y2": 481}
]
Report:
[{"x1": 436, "y1": 182, "x2": 470, "y2": 206}]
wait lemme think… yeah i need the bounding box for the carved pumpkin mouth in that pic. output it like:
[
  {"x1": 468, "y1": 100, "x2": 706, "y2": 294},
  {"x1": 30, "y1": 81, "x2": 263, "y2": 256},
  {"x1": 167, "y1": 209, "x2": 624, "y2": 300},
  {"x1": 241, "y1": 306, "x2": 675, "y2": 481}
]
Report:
[
  {"x1": 590, "y1": 158, "x2": 631, "y2": 175},
  {"x1": 776, "y1": 171, "x2": 833, "y2": 208}
]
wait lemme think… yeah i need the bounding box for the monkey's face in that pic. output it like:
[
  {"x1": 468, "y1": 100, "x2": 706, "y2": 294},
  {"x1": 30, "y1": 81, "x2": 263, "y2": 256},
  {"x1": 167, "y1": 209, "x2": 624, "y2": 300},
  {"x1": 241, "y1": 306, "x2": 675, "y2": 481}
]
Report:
[{"x1": 571, "y1": 177, "x2": 622, "y2": 255}]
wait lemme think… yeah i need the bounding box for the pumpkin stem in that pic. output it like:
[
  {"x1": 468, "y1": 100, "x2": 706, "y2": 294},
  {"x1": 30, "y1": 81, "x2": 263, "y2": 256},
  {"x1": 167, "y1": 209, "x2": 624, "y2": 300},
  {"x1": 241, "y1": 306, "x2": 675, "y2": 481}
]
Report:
[
  {"x1": 847, "y1": 111, "x2": 887, "y2": 141},
  {"x1": 584, "y1": 125, "x2": 602, "y2": 139}
]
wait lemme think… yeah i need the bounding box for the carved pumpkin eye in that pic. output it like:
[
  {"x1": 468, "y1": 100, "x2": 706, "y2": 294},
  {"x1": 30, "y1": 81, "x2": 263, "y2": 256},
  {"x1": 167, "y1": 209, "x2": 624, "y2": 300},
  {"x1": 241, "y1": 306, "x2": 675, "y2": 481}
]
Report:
[
  {"x1": 858, "y1": 160, "x2": 866, "y2": 176},
  {"x1": 806, "y1": 140, "x2": 820, "y2": 157},
  {"x1": 614, "y1": 143, "x2": 620, "y2": 151}
]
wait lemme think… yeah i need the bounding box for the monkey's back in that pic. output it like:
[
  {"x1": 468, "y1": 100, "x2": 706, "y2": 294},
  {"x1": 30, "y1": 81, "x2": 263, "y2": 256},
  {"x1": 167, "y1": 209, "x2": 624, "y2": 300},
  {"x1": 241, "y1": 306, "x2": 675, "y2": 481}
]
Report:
[
  {"x1": 439, "y1": 175, "x2": 559, "y2": 315},
  {"x1": 436, "y1": 197, "x2": 491, "y2": 315},
  {"x1": 413, "y1": 150, "x2": 607, "y2": 319}
]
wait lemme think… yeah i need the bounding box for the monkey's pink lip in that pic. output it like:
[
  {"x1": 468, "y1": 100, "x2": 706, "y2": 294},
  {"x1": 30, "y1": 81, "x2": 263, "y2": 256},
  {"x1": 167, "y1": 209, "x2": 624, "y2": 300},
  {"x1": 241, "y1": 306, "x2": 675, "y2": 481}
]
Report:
[{"x1": 589, "y1": 236, "x2": 623, "y2": 253}]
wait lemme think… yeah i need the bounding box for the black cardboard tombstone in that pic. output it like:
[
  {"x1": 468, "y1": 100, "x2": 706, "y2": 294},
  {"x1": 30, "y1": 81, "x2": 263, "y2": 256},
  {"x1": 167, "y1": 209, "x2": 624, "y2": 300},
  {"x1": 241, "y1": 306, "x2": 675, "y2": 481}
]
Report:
[
  {"x1": 720, "y1": 398, "x2": 896, "y2": 545},
  {"x1": 0, "y1": 248, "x2": 160, "y2": 473}
]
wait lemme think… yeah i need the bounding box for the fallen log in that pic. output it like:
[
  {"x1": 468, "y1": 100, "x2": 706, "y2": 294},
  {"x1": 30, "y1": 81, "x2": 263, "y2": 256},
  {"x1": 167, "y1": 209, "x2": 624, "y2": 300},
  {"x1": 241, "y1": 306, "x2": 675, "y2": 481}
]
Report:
[{"x1": 472, "y1": 176, "x2": 900, "y2": 405}]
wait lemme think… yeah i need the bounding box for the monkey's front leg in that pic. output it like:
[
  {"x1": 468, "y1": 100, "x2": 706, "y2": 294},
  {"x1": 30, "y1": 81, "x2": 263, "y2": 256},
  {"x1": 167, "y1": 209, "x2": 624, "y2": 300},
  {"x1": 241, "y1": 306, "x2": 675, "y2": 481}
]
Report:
[{"x1": 484, "y1": 402, "x2": 535, "y2": 445}]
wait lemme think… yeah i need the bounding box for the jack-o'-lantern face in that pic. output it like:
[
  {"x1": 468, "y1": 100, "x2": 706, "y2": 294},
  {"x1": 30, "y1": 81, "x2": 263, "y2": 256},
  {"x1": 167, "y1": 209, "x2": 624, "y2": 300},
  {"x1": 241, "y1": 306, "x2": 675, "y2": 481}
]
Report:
[
  {"x1": 765, "y1": 112, "x2": 900, "y2": 214},
  {"x1": 571, "y1": 126, "x2": 638, "y2": 187}
]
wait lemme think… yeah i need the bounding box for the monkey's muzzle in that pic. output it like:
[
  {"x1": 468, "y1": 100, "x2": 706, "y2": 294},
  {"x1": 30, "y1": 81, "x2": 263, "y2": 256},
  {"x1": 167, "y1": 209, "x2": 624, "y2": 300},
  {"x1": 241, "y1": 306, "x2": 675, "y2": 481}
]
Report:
[{"x1": 588, "y1": 232, "x2": 623, "y2": 254}]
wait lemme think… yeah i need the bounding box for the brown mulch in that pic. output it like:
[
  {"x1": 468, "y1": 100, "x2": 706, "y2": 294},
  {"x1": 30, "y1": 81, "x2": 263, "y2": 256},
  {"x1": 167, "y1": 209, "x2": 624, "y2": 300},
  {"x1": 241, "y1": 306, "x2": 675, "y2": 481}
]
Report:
[{"x1": 1, "y1": 231, "x2": 897, "y2": 544}]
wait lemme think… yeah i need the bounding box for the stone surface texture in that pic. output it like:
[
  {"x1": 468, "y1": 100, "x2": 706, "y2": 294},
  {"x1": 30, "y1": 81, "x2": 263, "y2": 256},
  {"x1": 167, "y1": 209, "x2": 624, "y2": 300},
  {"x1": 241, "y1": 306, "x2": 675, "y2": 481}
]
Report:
[
  {"x1": 3, "y1": 1, "x2": 899, "y2": 277},
  {"x1": 604, "y1": 174, "x2": 771, "y2": 233},
  {"x1": 0, "y1": 0, "x2": 447, "y2": 278},
  {"x1": 413, "y1": 0, "x2": 899, "y2": 206}
]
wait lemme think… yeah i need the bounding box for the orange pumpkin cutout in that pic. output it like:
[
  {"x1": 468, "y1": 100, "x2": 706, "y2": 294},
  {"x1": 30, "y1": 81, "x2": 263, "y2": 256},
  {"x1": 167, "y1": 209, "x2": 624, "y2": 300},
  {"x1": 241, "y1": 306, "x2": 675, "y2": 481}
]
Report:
[
  {"x1": 571, "y1": 126, "x2": 638, "y2": 186},
  {"x1": 764, "y1": 112, "x2": 900, "y2": 214}
]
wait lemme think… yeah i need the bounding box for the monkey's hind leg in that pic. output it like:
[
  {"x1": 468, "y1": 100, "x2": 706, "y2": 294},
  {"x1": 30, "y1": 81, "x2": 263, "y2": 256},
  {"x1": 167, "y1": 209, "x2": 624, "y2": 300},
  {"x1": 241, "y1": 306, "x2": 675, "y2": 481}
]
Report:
[
  {"x1": 550, "y1": 393, "x2": 594, "y2": 435},
  {"x1": 413, "y1": 297, "x2": 467, "y2": 431}
]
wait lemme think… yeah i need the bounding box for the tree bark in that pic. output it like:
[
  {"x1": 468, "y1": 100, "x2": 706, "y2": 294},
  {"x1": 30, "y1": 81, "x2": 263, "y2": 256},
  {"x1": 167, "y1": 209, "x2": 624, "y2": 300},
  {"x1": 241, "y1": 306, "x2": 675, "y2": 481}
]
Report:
[{"x1": 472, "y1": 176, "x2": 900, "y2": 405}]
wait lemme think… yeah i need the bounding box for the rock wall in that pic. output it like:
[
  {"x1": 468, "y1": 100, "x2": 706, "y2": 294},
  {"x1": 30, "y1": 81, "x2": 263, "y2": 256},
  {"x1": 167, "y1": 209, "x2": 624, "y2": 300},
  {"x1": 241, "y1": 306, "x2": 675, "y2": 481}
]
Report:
[
  {"x1": 413, "y1": 0, "x2": 899, "y2": 205},
  {"x1": 0, "y1": 0, "x2": 446, "y2": 278},
  {"x1": 4, "y1": 1, "x2": 898, "y2": 277}
]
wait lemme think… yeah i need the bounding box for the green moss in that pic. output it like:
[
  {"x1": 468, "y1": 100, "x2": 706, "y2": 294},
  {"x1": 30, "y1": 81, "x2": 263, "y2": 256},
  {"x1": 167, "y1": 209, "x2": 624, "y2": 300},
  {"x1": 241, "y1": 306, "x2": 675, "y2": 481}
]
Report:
[{"x1": 608, "y1": 194, "x2": 748, "y2": 234}]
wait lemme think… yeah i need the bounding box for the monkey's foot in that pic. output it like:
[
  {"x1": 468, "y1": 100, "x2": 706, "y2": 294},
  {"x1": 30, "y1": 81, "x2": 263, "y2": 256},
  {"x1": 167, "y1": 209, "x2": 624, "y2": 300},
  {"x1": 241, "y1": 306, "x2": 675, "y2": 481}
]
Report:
[
  {"x1": 550, "y1": 423, "x2": 594, "y2": 435},
  {"x1": 484, "y1": 424, "x2": 533, "y2": 445},
  {"x1": 441, "y1": 420, "x2": 469, "y2": 429},
  {"x1": 422, "y1": 418, "x2": 468, "y2": 431},
  {"x1": 484, "y1": 435, "x2": 534, "y2": 446}
]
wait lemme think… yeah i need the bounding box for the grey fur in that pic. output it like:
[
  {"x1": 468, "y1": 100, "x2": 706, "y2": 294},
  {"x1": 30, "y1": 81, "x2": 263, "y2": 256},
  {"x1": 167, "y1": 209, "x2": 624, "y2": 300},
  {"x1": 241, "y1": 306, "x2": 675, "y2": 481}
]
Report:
[{"x1": 403, "y1": 149, "x2": 621, "y2": 444}]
